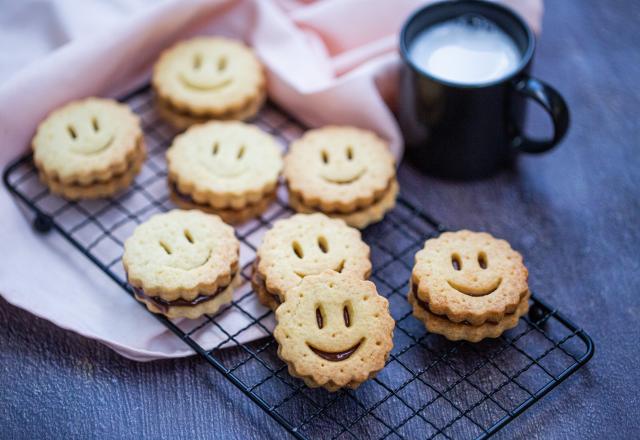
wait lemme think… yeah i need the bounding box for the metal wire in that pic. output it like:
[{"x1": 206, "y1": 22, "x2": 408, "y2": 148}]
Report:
[{"x1": 3, "y1": 85, "x2": 593, "y2": 440}]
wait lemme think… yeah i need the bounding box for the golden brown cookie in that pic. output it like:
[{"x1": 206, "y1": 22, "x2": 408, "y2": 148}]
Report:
[
  {"x1": 123, "y1": 210, "x2": 239, "y2": 319},
  {"x1": 288, "y1": 179, "x2": 399, "y2": 229},
  {"x1": 253, "y1": 213, "x2": 371, "y2": 310},
  {"x1": 410, "y1": 284, "x2": 530, "y2": 342},
  {"x1": 153, "y1": 36, "x2": 266, "y2": 128},
  {"x1": 32, "y1": 97, "x2": 144, "y2": 198},
  {"x1": 283, "y1": 126, "x2": 398, "y2": 228},
  {"x1": 410, "y1": 230, "x2": 529, "y2": 329},
  {"x1": 274, "y1": 271, "x2": 394, "y2": 391}
]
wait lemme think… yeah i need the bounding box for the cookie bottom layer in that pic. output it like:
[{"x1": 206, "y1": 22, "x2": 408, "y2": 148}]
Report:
[
  {"x1": 39, "y1": 144, "x2": 146, "y2": 200},
  {"x1": 409, "y1": 290, "x2": 530, "y2": 343},
  {"x1": 288, "y1": 179, "x2": 399, "y2": 229},
  {"x1": 156, "y1": 91, "x2": 266, "y2": 130},
  {"x1": 136, "y1": 271, "x2": 241, "y2": 319},
  {"x1": 169, "y1": 183, "x2": 275, "y2": 225},
  {"x1": 250, "y1": 259, "x2": 281, "y2": 311}
]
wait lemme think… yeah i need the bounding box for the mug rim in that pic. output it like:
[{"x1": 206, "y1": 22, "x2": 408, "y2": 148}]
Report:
[{"x1": 399, "y1": 0, "x2": 536, "y2": 89}]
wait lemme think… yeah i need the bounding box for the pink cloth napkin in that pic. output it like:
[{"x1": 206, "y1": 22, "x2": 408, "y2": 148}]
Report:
[{"x1": 0, "y1": 0, "x2": 542, "y2": 361}]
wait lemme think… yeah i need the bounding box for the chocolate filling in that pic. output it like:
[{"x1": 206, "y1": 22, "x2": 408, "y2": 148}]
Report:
[
  {"x1": 132, "y1": 273, "x2": 234, "y2": 313},
  {"x1": 308, "y1": 340, "x2": 363, "y2": 362}
]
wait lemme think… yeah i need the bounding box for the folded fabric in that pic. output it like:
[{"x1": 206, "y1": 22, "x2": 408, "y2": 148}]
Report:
[{"x1": 0, "y1": 0, "x2": 542, "y2": 361}]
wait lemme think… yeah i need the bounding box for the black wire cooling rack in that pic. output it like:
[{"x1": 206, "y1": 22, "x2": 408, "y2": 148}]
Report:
[{"x1": 3, "y1": 85, "x2": 593, "y2": 440}]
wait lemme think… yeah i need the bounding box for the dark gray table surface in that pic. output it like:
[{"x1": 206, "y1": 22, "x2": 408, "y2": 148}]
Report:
[{"x1": 2, "y1": 1, "x2": 639, "y2": 439}]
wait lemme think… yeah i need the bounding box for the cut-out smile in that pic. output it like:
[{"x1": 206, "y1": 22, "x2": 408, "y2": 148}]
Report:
[
  {"x1": 447, "y1": 278, "x2": 502, "y2": 297},
  {"x1": 307, "y1": 338, "x2": 364, "y2": 362},
  {"x1": 179, "y1": 75, "x2": 233, "y2": 91},
  {"x1": 70, "y1": 135, "x2": 114, "y2": 155},
  {"x1": 168, "y1": 250, "x2": 212, "y2": 271},
  {"x1": 321, "y1": 168, "x2": 366, "y2": 185},
  {"x1": 294, "y1": 260, "x2": 345, "y2": 278}
]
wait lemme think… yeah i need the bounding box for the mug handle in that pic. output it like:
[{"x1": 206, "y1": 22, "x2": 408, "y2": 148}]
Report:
[{"x1": 510, "y1": 75, "x2": 570, "y2": 153}]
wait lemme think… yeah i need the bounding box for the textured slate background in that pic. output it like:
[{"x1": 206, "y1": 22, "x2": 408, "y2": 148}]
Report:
[{"x1": 1, "y1": 0, "x2": 639, "y2": 438}]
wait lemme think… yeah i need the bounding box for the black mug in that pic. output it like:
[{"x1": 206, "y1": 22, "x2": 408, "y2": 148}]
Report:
[{"x1": 398, "y1": 0, "x2": 569, "y2": 179}]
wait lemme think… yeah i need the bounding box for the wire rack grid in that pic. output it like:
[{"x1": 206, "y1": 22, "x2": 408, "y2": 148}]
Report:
[{"x1": 3, "y1": 85, "x2": 593, "y2": 440}]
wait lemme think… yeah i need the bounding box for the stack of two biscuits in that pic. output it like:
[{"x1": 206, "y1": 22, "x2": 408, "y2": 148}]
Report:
[
  {"x1": 166, "y1": 121, "x2": 283, "y2": 224},
  {"x1": 284, "y1": 126, "x2": 400, "y2": 229},
  {"x1": 33, "y1": 98, "x2": 145, "y2": 200},
  {"x1": 123, "y1": 210, "x2": 241, "y2": 320},
  {"x1": 252, "y1": 213, "x2": 395, "y2": 391},
  {"x1": 409, "y1": 230, "x2": 531, "y2": 342},
  {"x1": 152, "y1": 37, "x2": 266, "y2": 130}
]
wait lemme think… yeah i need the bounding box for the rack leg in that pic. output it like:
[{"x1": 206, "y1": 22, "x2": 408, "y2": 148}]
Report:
[
  {"x1": 33, "y1": 214, "x2": 53, "y2": 234},
  {"x1": 528, "y1": 302, "x2": 549, "y2": 325}
]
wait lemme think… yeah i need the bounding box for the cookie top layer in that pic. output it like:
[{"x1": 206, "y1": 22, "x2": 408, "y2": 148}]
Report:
[
  {"x1": 274, "y1": 271, "x2": 394, "y2": 390},
  {"x1": 284, "y1": 126, "x2": 396, "y2": 212},
  {"x1": 256, "y1": 213, "x2": 371, "y2": 301},
  {"x1": 412, "y1": 230, "x2": 529, "y2": 325},
  {"x1": 32, "y1": 98, "x2": 141, "y2": 185},
  {"x1": 167, "y1": 121, "x2": 283, "y2": 208},
  {"x1": 152, "y1": 37, "x2": 265, "y2": 116},
  {"x1": 123, "y1": 210, "x2": 239, "y2": 299}
]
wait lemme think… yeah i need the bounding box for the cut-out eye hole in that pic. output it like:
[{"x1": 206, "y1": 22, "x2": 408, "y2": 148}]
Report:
[
  {"x1": 346, "y1": 146, "x2": 354, "y2": 160},
  {"x1": 159, "y1": 241, "x2": 172, "y2": 255},
  {"x1": 451, "y1": 254, "x2": 462, "y2": 271},
  {"x1": 316, "y1": 306, "x2": 324, "y2": 329},
  {"x1": 193, "y1": 53, "x2": 202, "y2": 69},
  {"x1": 478, "y1": 252, "x2": 488, "y2": 269},
  {"x1": 184, "y1": 229, "x2": 194, "y2": 244},
  {"x1": 321, "y1": 150, "x2": 329, "y2": 164},
  {"x1": 91, "y1": 117, "x2": 99, "y2": 132},
  {"x1": 317, "y1": 236, "x2": 329, "y2": 253},
  {"x1": 343, "y1": 304, "x2": 351, "y2": 327},
  {"x1": 212, "y1": 142, "x2": 219, "y2": 155},
  {"x1": 217, "y1": 56, "x2": 227, "y2": 71},
  {"x1": 292, "y1": 241, "x2": 304, "y2": 259},
  {"x1": 67, "y1": 125, "x2": 77, "y2": 140},
  {"x1": 237, "y1": 145, "x2": 245, "y2": 159}
]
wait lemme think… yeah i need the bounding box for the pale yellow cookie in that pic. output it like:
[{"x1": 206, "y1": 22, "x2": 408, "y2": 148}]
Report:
[
  {"x1": 123, "y1": 210, "x2": 239, "y2": 301},
  {"x1": 167, "y1": 121, "x2": 282, "y2": 210},
  {"x1": 39, "y1": 142, "x2": 146, "y2": 200},
  {"x1": 409, "y1": 287, "x2": 530, "y2": 342},
  {"x1": 32, "y1": 97, "x2": 142, "y2": 186},
  {"x1": 411, "y1": 230, "x2": 529, "y2": 326},
  {"x1": 288, "y1": 179, "x2": 399, "y2": 229},
  {"x1": 253, "y1": 213, "x2": 371, "y2": 309},
  {"x1": 152, "y1": 37, "x2": 265, "y2": 122},
  {"x1": 274, "y1": 271, "x2": 395, "y2": 391},
  {"x1": 284, "y1": 126, "x2": 397, "y2": 216}
]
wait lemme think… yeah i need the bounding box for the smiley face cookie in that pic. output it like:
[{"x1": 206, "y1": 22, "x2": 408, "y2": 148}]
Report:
[
  {"x1": 284, "y1": 126, "x2": 398, "y2": 228},
  {"x1": 123, "y1": 210, "x2": 240, "y2": 319},
  {"x1": 409, "y1": 230, "x2": 529, "y2": 341},
  {"x1": 274, "y1": 271, "x2": 394, "y2": 391},
  {"x1": 253, "y1": 213, "x2": 371, "y2": 310},
  {"x1": 32, "y1": 97, "x2": 144, "y2": 199},
  {"x1": 167, "y1": 121, "x2": 282, "y2": 224},
  {"x1": 153, "y1": 37, "x2": 266, "y2": 129}
]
